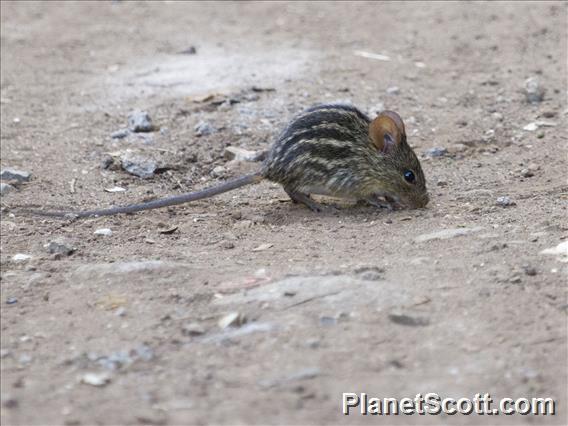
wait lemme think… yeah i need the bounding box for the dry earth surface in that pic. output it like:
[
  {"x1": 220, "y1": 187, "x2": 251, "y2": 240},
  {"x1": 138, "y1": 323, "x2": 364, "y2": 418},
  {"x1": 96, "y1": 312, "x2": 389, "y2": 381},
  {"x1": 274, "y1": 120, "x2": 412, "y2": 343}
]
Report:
[{"x1": 1, "y1": 1, "x2": 567, "y2": 425}]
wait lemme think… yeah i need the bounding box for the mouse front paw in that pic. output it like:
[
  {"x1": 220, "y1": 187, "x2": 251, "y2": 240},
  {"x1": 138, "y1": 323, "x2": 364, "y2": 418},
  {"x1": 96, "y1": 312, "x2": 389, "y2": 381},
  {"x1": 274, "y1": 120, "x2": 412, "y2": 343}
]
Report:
[{"x1": 363, "y1": 196, "x2": 402, "y2": 211}]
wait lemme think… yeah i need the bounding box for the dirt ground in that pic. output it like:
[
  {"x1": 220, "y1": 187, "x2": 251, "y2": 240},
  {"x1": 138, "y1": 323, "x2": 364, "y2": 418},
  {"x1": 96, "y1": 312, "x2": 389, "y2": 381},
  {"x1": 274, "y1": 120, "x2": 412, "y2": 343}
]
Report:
[{"x1": 1, "y1": 2, "x2": 567, "y2": 425}]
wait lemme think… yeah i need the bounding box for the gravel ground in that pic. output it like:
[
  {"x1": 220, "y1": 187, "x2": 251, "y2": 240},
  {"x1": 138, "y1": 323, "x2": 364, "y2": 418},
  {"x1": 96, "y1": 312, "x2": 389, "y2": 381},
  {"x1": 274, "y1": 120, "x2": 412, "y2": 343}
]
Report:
[{"x1": 1, "y1": 2, "x2": 567, "y2": 425}]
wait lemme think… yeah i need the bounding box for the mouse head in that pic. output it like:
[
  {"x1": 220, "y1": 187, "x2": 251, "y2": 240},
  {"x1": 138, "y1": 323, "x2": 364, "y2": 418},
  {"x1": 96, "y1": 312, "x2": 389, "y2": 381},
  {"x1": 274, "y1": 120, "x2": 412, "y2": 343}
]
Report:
[{"x1": 368, "y1": 111, "x2": 429, "y2": 208}]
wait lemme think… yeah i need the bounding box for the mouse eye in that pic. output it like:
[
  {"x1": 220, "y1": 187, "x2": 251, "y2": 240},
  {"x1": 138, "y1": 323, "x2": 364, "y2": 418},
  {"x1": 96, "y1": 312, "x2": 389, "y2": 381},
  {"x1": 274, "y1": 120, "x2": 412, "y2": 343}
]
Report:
[{"x1": 403, "y1": 170, "x2": 415, "y2": 183}]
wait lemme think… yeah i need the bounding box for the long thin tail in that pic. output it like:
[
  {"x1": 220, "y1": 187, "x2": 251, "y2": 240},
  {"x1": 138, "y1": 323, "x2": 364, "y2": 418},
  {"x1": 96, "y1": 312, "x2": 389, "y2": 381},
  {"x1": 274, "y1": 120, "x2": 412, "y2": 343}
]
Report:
[{"x1": 27, "y1": 173, "x2": 264, "y2": 219}]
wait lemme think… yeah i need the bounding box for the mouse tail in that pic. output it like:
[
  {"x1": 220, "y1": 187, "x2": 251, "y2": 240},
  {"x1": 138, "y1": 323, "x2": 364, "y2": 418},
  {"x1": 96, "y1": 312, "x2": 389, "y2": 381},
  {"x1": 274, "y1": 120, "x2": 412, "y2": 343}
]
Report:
[{"x1": 23, "y1": 172, "x2": 264, "y2": 219}]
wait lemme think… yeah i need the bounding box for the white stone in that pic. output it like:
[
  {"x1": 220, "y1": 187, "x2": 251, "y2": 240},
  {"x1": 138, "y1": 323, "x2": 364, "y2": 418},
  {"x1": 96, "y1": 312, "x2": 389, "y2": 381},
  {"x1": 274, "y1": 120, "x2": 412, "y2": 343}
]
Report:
[
  {"x1": 218, "y1": 312, "x2": 245, "y2": 329},
  {"x1": 540, "y1": 241, "x2": 568, "y2": 262},
  {"x1": 94, "y1": 228, "x2": 113, "y2": 236},
  {"x1": 104, "y1": 186, "x2": 126, "y2": 193},
  {"x1": 224, "y1": 147, "x2": 259, "y2": 162},
  {"x1": 12, "y1": 253, "x2": 32, "y2": 262},
  {"x1": 81, "y1": 372, "x2": 111, "y2": 387}
]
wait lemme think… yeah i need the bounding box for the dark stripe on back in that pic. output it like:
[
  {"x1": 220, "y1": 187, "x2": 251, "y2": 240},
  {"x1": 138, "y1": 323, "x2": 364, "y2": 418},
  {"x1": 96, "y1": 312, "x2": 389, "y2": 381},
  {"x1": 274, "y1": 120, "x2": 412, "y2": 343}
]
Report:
[
  {"x1": 265, "y1": 104, "x2": 371, "y2": 181},
  {"x1": 304, "y1": 104, "x2": 370, "y2": 123},
  {"x1": 281, "y1": 105, "x2": 370, "y2": 141},
  {"x1": 278, "y1": 126, "x2": 356, "y2": 165},
  {"x1": 297, "y1": 158, "x2": 332, "y2": 176}
]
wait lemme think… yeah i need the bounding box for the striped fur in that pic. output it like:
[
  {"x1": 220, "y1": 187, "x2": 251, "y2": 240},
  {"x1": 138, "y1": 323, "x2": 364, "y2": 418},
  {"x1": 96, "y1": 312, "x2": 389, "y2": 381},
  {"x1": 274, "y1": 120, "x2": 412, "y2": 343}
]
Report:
[{"x1": 262, "y1": 104, "x2": 429, "y2": 207}]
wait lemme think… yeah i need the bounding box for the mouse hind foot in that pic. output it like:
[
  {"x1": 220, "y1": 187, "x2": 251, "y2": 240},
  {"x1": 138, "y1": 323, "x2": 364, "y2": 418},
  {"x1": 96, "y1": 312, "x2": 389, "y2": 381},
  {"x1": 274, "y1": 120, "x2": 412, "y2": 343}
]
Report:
[{"x1": 284, "y1": 188, "x2": 325, "y2": 212}]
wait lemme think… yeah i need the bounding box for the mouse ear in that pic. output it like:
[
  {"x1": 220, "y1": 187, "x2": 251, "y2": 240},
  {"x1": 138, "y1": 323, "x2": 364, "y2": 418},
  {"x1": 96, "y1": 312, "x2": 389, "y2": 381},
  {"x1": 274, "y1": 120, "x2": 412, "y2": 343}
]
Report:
[{"x1": 369, "y1": 110, "x2": 406, "y2": 154}]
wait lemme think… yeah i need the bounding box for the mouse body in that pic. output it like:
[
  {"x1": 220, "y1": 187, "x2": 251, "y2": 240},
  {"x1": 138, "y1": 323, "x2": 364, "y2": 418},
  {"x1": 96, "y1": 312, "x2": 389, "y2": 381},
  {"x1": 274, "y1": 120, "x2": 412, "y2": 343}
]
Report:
[
  {"x1": 263, "y1": 104, "x2": 428, "y2": 211},
  {"x1": 27, "y1": 104, "x2": 429, "y2": 218}
]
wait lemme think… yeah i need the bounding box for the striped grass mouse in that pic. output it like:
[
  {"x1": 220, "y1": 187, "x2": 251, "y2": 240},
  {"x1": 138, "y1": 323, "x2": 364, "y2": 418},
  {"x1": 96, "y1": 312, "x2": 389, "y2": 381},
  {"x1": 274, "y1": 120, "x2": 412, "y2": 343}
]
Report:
[{"x1": 28, "y1": 104, "x2": 429, "y2": 218}]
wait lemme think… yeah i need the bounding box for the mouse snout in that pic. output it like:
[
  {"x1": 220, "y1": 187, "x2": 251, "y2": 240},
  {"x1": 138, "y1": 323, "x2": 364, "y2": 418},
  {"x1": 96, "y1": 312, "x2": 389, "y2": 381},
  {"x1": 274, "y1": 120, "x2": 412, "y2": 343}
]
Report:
[
  {"x1": 417, "y1": 192, "x2": 430, "y2": 208},
  {"x1": 408, "y1": 192, "x2": 429, "y2": 209}
]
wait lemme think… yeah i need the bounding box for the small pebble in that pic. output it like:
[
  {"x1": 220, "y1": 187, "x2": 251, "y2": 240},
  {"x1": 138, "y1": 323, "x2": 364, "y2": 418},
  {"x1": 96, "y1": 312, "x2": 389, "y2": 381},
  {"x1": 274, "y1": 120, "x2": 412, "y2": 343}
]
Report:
[
  {"x1": 254, "y1": 268, "x2": 268, "y2": 278},
  {"x1": 496, "y1": 196, "x2": 515, "y2": 207},
  {"x1": 436, "y1": 180, "x2": 448, "y2": 187},
  {"x1": 354, "y1": 266, "x2": 384, "y2": 281},
  {"x1": 211, "y1": 165, "x2": 226, "y2": 177},
  {"x1": 0, "y1": 183, "x2": 16, "y2": 195},
  {"x1": 111, "y1": 129, "x2": 130, "y2": 139},
  {"x1": 221, "y1": 241, "x2": 235, "y2": 249},
  {"x1": 12, "y1": 253, "x2": 32, "y2": 263},
  {"x1": 520, "y1": 168, "x2": 534, "y2": 178},
  {"x1": 81, "y1": 372, "x2": 111, "y2": 387},
  {"x1": 104, "y1": 186, "x2": 126, "y2": 193},
  {"x1": 524, "y1": 76, "x2": 544, "y2": 104},
  {"x1": 157, "y1": 226, "x2": 178, "y2": 235},
  {"x1": 0, "y1": 168, "x2": 31, "y2": 182},
  {"x1": 388, "y1": 313, "x2": 430, "y2": 327},
  {"x1": 18, "y1": 354, "x2": 32, "y2": 365},
  {"x1": 120, "y1": 152, "x2": 157, "y2": 178},
  {"x1": 527, "y1": 163, "x2": 539, "y2": 171},
  {"x1": 224, "y1": 147, "x2": 260, "y2": 162},
  {"x1": 127, "y1": 110, "x2": 154, "y2": 132},
  {"x1": 194, "y1": 121, "x2": 215, "y2": 136},
  {"x1": 424, "y1": 147, "x2": 448, "y2": 158},
  {"x1": 539, "y1": 241, "x2": 568, "y2": 259},
  {"x1": 523, "y1": 266, "x2": 538, "y2": 276},
  {"x1": 492, "y1": 112, "x2": 504, "y2": 121},
  {"x1": 386, "y1": 86, "x2": 400, "y2": 95},
  {"x1": 178, "y1": 46, "x2": 197, "y2": 55},
  {"x1": 44, "y1": 240, "x2": 75, "y2": 256},
  {"x1": 182, "y1": 323, "x2": 206, "y2": 336},
  {"x1": 218, "y1": 312, "x2": 246, "y2": 329},
  {"x1": 94, "y1": 228, "x2": 113, "y2": 236},
  {"x1": 252, "y1": 243, "x2": 273, "y2": 252}
]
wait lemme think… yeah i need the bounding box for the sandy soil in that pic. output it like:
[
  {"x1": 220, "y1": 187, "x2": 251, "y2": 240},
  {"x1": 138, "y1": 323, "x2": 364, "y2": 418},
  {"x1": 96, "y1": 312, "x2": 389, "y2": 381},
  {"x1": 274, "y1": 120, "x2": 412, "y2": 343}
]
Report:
[{"x1": 1, "y1": 2, "x2": 567, "y2": 425}]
